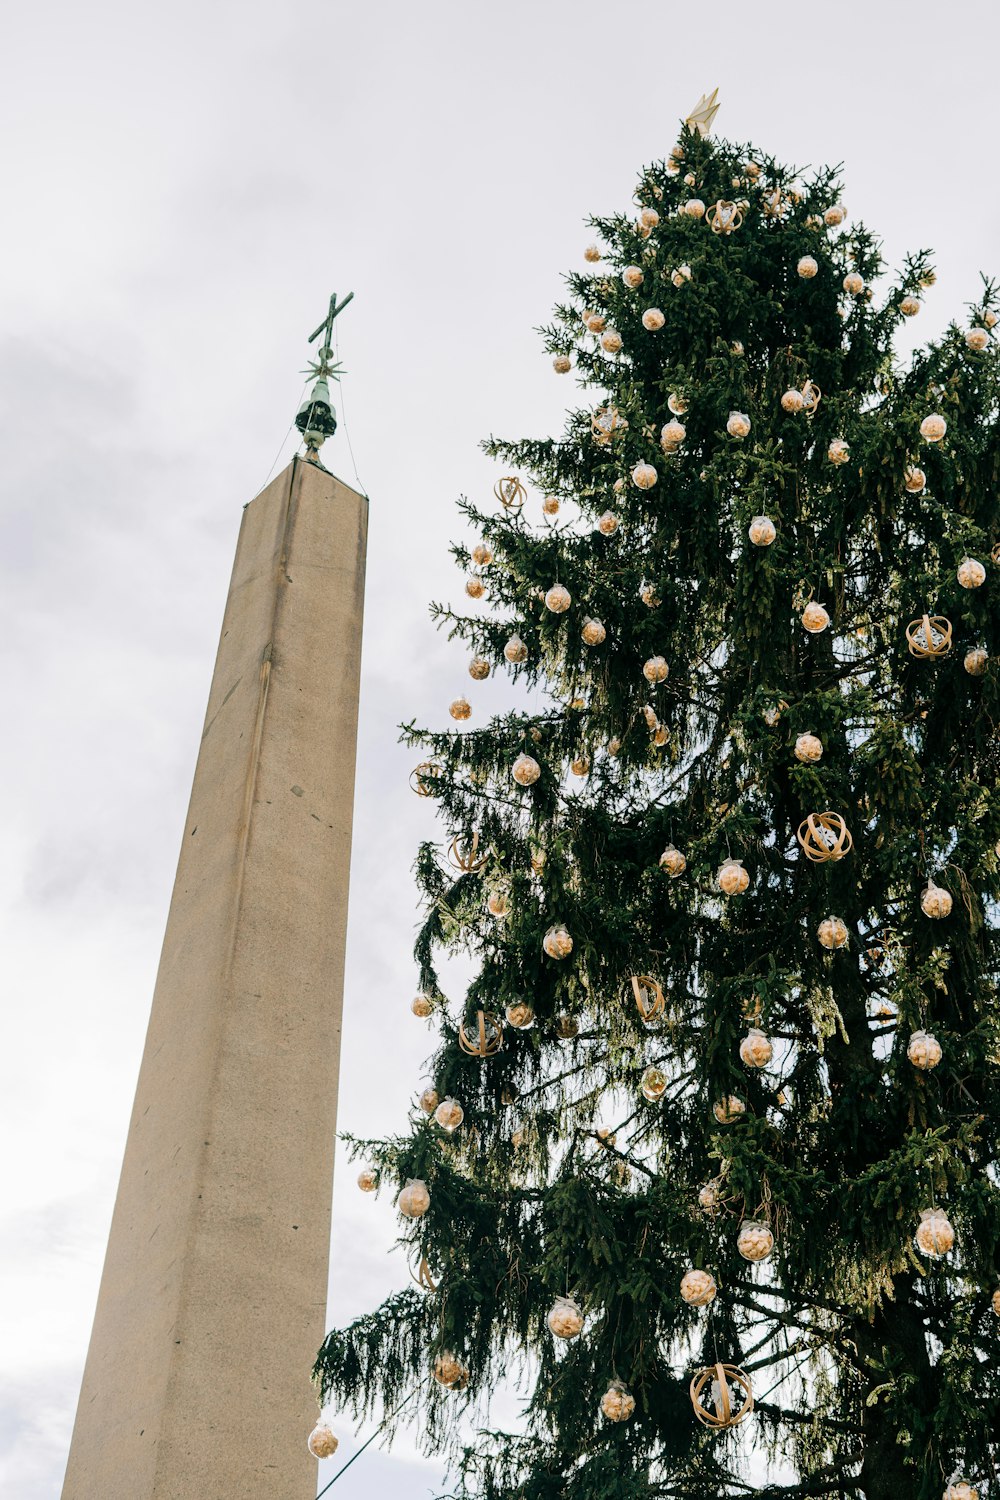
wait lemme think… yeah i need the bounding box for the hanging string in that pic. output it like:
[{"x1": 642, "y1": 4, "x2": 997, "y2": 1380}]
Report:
[
  {"x1": 333, "y1": 324, "x2": 369, "y2": 500},
  {"x1": 251, "y1": 379, "x2": 308, "y2": 503},
  {"x1": 314, "y1": 1381, "x2": 426, "y2": 1498}
]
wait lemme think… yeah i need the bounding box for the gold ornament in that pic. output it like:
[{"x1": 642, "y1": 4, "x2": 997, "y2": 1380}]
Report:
[
  {"x1": 464, "y1": 575, "x2": 485, "y2": 599},
  {"x1": 512, "y1": 753, "x2": 541, "y2": 786},
  {"x1": 449, "y1": 695, "x2": 472, "y2": 722},
  {"x1": 994, "y1": 541, "x2": 1000, "y2": 563},
  {"x1": 607, "y1": 737, "x2": 622, "y2": 756},
  {"x1": 966, "y1": 326, "x2": 990, "y2": 351},
  {"x1": 843, "y1": 271, "x2": 864, "y2": 294},
  {"x1": 505, "y1": 1001, "x2": 534, "y2": 1028},
  {"x1": 547, "y1": 1296, "x2": 584, "y2": 1338},
  {"x1": 698, "y1": 1181, "x2": 721, "y2": 1213},
  {"x1": 434, "y1": 1096, "x2": 464, "y2": 1133},
  {"x1": 684, "y1": 87, "x2": 721, "y2": 136},
  {"x1": 717, "y1": 858, "x2": 749, "y2": 895},
  {"x1": 640, "y1": 206, "x2": 660, "y2": 229},
  {"x1": 986, "y1": 309, "x2": 998, "y2": 326},
  {"x1": 680, "y1": 1269, "x2": 717, "y2": 1306},
  {"x1": 781, "y1": 387, "x2": 805, "y2": 414},
  {"x1": 487, "y1": 889, "x2": 509, "y2": 917},
  {"x1": 667, "y1": 392, "x2": 688, "y2": 416},
  {"x1": 504, "y1": 634, "x2": 528, "y2": 664},
  {"x1": 737, "y1": 1220, "x2": 775, "y2": 1261},
  {"x1": 458, "y1": 1010, "x2": 503, "y2": 1057},
  {"x1": 471, "y1": 542, "x2": 493, "y2": 566},
  {"x1": 802, "y1": 600, "x2": 830, "y2": 634},
  {"x1": 543, "y1": 924, "x2": 574, "y2": 960},
  {"x1": 545, "y1": 583, "x2": 572, "y2": 614},
  {"x1": 412, "y1": 994, "x2": 433, "y2": 1018},
  {"x1": 622, "y1": 265, "x2": 644, "y2": 289},
  {"x1": 592, "y1": 405, "x2": 627, "y2": 444},
  {"x1": 494, "y1": 476, "x2": 526, "y2": 510},
  {"x1": 552, "y1": 354, "x2": 572, "y2": 373},
  {"x1": 554, "y1": 1012, "x2": 579, "y2": 1039},
  {"x1": 920, "y1": 412, "x2": 946, "y2": 442},
  {"x1": 794, "y1": 732, "x2": 823, "y2": 763},
  {"x1": 671, "y1": 263, "x2": 693, "y2": 286},
  {"x1": 944, "y1": 1485, "x2": 979, "y2": 1500},
  {"x1": 683, "y1": 198, "x2": 706, "y2": 219},
  {"x1": 601, "y1": 329, "x2": 623, "y2": 354},
  {"x1": 958, "y1": 557, "x2": 986, "y2": 589},
  {"x1": 713, "y1": 1095, "x2": 746, "y2": 1123},
  {"x1": 469, "y1": 656, "x2": 490, "y2": 681},
  {"x1": 818, "y1": 915, "x2": 849, "y2": 950},
  {"x1": 570, "y1": 754, "x2": 589, "y2": 777},
  {"x1": 308, "y1": 1423, "x2": 339, "y2": 1459},
  {"x1": 900, "y1": 294, "x2": 921, "y2": 317},
  {"x1": 683, "y1": 172, "x2": 696, "y2": 186},
  {"x1": 801, "y1": 379, "x2": 821, "y2": 413},
  {"x1": 585, "y1": 312, "x2": 606, "y2": 333},
  {"x1": 797, "y1": 254, "x2": 819, "y2": 279},
  {"x1": 825, "y1": 203, "x2": 847, "y2": 226},
  {"x1": 727, "y1": 410, "x2": 751, "y2": 438},
  {"x1": 630, "y1": 974, "x2": 665, "y2": 1021},
  {"x1": 584, "y1": 244, "x2": 601, "y2": 262},
  {"x1": 397, "y1": 1178, "x2": 430, "y2": 1218},
  {"x1": 921, "y1": 880, "x2": 953, "y2": 919},
  {"x1": 581, "y1": 617, "x2": 607, "y2": 645},
  {"x1": 907, "y1": 1030, "x2": 942, "y2": 1070},
  {"x1": 707, "y1": 199, "x2": 743, "y2": 234},
  {"x1": 904, "y1": 466, "x2": 926, "y2": 493},
  {"x1": 542, "y1": 494, "x2": 560, "y2": 516},
  {"x1": 600, "y1": 1380, "x2": 636, "y2": 1422},
  {"x1": 642, "y1": 307, "x2": 665, "y2": 330},
  {"x1": 965, "y1": 647, "x2": 988, "y2": 676},
  {"x1": 660, "y1": 419, "x2": 687, "y2": 450},
  {"x1": 418, "y1": 1086, "x2": 439, "y2": 1114},
  {"x1": 659, "y1": 843, "x2": 687, "y2": 876},
  {"x1": 690, "y1": 1363, "x2": 754, "y2": 1429},
  {"x1": 433, "y1": 1351, "x2": 469, "y2": 1389},
  {"x1": 797, "y1": 811, "x2": 853, "y2": 863},
  {"x1": 643, "y1": 655, "x2": 669, "y2": 684},
  {"x1": 828, "y1": 438, "x2": 850, "y2": 464},
  {"x1": 906, "y1": 615, "x2": 953, "y2": 659},
  {"x1": 748, "y1": 515, "x2": 777, "y2": 547},
  {"x1": 640, "y1": 582, "x2": 661, "y2": 608},
  {"x1": 449, "y1": 833, "x2": 489, "y2": 873},
  {"x1": 597, "y1": 509, "x2": 620, "y2": 535},
  {"x1": 357, "y1": 1168, "x2": 377, "y2": 1193},
  {"x1": 640, "y1": 1064, "x2": 667, "y2": 1101},
  {"x1": 632, "y1": 462, "x2": 658, "y2": 490},
  {"x1": 915, "y1": 1206, "x2": 955, "y2": 1258},
  {"x1": 993, "y1": 1290, "x2": 1000, "y2": 1316},
  {"x1": 739, "y1": 1029, "x2": 772, "y2": 1068}
]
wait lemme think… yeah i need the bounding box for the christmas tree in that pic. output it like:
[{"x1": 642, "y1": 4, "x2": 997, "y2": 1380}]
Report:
[{"x1": 315, "y1": 105, "x2": 1000, "y2": 1500}]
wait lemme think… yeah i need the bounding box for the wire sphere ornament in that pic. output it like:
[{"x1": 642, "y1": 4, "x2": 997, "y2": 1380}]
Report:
[
  {"x1": 797, "y1": 811, "x2": 854, "y2": 863},
  {"x1": 629, "y1": 974, "x2": 665, "y2": 1021},
  {"x1": 591, "y1": 405, "x2": 628, "y2": 445},
  {"x1": 410, "y1": 760, "x2": 442, "y2": 797},
  {"x1": 448, "y1": 833, "x2": 489, "y2": 874},
  {"x1": 458, "y1": 1010, "x2": 503, "y2": 1058},
  {"x1": 906, "y1": 614, "x2": 953, "y2": 659},
  {"x1": 494, "y1": 476, "x2": 526, "y2": 510},
  {"x1": 689, "y1": 1362, "x2": 754, "y2": 1429},
  {"x1": 410, "y1": 1254, "x2": 439, "y2": 1292},
  {"x1": 707, "y1": 199, "x2": 743, "y2": 234}
]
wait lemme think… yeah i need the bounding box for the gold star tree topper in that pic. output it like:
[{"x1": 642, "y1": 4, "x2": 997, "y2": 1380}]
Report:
[{"x1": 685, "y1": 88, "x2": 721, "y2": 137}]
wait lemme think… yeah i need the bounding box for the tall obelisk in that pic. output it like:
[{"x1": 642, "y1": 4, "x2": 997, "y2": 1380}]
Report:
[{"x1": 62, "y1": 304, "x2": 366, "y2": 1499}]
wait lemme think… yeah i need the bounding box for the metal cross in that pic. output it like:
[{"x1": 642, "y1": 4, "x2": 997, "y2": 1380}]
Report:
[{"x1": 309, "y1": 291, "x2": 354, "y2": 357}]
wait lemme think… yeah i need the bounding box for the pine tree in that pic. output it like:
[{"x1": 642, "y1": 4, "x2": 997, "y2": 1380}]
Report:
[{"x1": 316, "y1": 117, "x2": 1000, "y2": 1500}]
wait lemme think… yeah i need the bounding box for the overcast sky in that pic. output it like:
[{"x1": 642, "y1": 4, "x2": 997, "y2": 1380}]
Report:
[{"x1": 2, "y1": 1, "x2": 999, "y2": 1494}]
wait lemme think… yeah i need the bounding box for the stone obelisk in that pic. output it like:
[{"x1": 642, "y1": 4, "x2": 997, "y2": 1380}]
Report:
[{"x1": 62, "y1": 312, "x2": 366, "y2": 1499}]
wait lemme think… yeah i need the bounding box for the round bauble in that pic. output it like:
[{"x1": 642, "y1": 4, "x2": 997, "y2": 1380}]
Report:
[
  {"x1": 433, "y1": 1351, "x2": 468, "y2": 1389},
  {"x1": 418, "y1": 1086, "x2": 439, "y2": 1114},
  {"x1": 542, "y1": 494, "x2": 560, "y2": 516},
  {"x1": 781, "y1": 387, "x2": 805, "y2": 414},
  {"x1": 802, "y1": 601, "x2": 830, "y2": 634},
  {"x1": 584, "y1": 244, "x2": 601, "y2": 262},
  {"x1": 660, "y1": 418, "x2": 686, "y2": 449},
  {"x1": 843, "y1": 271, "x2": 864, "y2": 295},
  {"x1": 458, "y1": 1010, "x2": 503, "y2": 1057},
  {"x1": 698, "y1": 1181, "x2": 721, "y2": 1213},
  {"x1": 398, "y1": 1178, "x2": 430, "y2": 1218},
  {"x1": 680, "y1": 1269, "x2": 717, "y2": 1307},
  {"x1": 659, "y1": 843, "x2": 687, "y2": 877},
  {"x1": 958, "y1": 557, "x2": 986, "y2": 589},
  {"x1": 828, "y1": 437, "x2": 850, "y2": 464},
  {"x1": 907, "y1": 1030, "x2": 942, "y2": 1070},
  {"x1": 412, "y1": 994, "x2": 433, "y2": 1018},
  {"x1": 545, "y1": 583, "x2": 572, "y2": 614},
  {"x1": 547, "y1": 1296, "x2": 584, "y2": 1338},
  {"x1": 944, "y1": 1485, "x2": 979, "y2": 1500},
  {"x1": 597, "y1": 509, "x2": 619, "y2": 535},
  {"x1": 434, "y1": 1097, "x2": 464, "y2": 1133},
  {"x1": 622, "y1": 265, "x2": 644, "y2": 289},
  {"x1": 965, "y1": 647, "x2": 988, "y2": 676},
  {"x1": 581, "y1": 616, "x2": 606, "y2": 645},
  {"x1": 690, "y1": 1363, "x2": 754, "y2": 1430},
  {"x1": 737, "y1": 1220, "x2": 775, "y2": 1262},
  {"x1": 468, "y1": 656, "x2": 490, "y2": 681},
  {"x1": 570, "y1": 755, "x2": 589, "y2": 777},
  {"x1": 986, "y1": 310, "x2": 999, "y2": 327},
  {"x1": 904, "y1": 466, "x2": 926, "y2": 493},
  {"x1": 640, "y1": 1064, "x2": 667, "y2": 1101},
  {"x1": 717, "y1": 858, "x2": 749, "y2": 895},
  {"x1": 818, "y1": 915, "x2": 849, "y2": 950},
  {"x1": 683, "y1": 198, "x2": 706, "y2": 218},
  {"x1": 552, "y1": 354, "x2": 572, "y2": 373},
  {"x1": 797, "y1": 811, "x2": 853, "y2": 863},
  {"x1": 667, "y1": 393, "x2": 688, "y2": 418},
  {"x1": 554, "y1": 1012, "x2": 579, "y2": 1039},
  {"x1": 504, "y1": 634, "x2": 528, "y2": 664},
  {"x1": 543, "y1": 924, "x2": 573, "y2": 960},
  {"x1": 607, "y1": 736, "x2": 622, "y2": 756},
  {"x1": 465, "y1": 575, "x2": 484, "y2": 599},
  {"x1": 512, "y1": 753, "x2": 541, "y2": 787},
  {"x1": 600, "y1": 1380, "x2": 635, "y2": 1422},
  {"x1": 921, "y1": 880, "x2": 953, "y2": 919},
  {"x1": 713, "y1": 1095, "x2": 746, "y2": 1123},
  {"x1": 794, "y1": 732, "x2": 823, "y2": 763},
  {"x1": 920, "y1": 412, "x2": 946, "y2": 442},
  {"x1": 601, "y1": 330, "x2": 623, "y2": 354},
  {"x1": 643, "y1": 655, "x2": 669, "y2": 684},
  {"x1": 449, "y1": 696, "x2": 472, "y2": 722},
  {"x1": 471, "y1": 542, "x2": 493, "y2": 568},
  {"x1": 505, "y1": 1001, "x2": 534, "y2": 1028},
  {"x1": 641, "y1": 307, "x2": 665, "y2": 330},
  {"x1": 727, "y1": 410, "x2": 751, "y2": 438},
  {"x1": 640, "y1": 205, "x2": 659, "y2": 229},
  {"x1": 632, "y1": 462, "x2": 658, "y2": 490},
  {"x1": 739, "y1": 1028, "x2": 773, "y2": 1068},
  {"x1": 825, "y1": 203, "x2": 846, "y2": 226},
  {"x1": 993, "y1": 1289, "x2": 1000, "y2": 1316},
  {"x1": 308, "y1": 1423, "x2": 339, "y2": 1459},
  {"x1": 672, "y1": 263, "x2": 692, "y2": 285},
  {"x1": 487, "y1": 889, "x2": 509, "y2": 918},
  {"x1": 683, "y1": 172, "x2": 696, "y2": 186},
  {"x1": 907, "y1": 614, "x2": 953, "y2": 658},
  {"x1": 797, "y1": 255, "x2": 819, "y2": 279},
  {"x1": 639, "y1": 582, "x2": 661, "y2": 608},
  {"x1": 357, "y1": 1168, "x2": 377, "y2": 1193},
  {"x1": 584, "y1": 312, "x2": 606, "y2": 333},
  {"x1": 966, "y1": 326, "x2": 990, "y2": 351},
  {"x1": 748, "y1": 515, "x2": 777, "y2": 547},
  {"x1": 900, "y1": 294, "x2": 921, "y2": 316},
  {"x1": 915, "y1": 1206, "x2": 955, "y2": 1258},
  {"x1": 495, "y1": 476, "x2": 526, "y2": 510}
]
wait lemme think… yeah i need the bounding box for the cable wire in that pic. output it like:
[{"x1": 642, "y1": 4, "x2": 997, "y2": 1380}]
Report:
[{"x1": 314, "y1": 1381, "x2": 426, "y2": 1498}]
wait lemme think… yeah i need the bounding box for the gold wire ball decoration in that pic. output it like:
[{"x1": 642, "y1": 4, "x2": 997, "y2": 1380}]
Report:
[
  {"x1": 458, "y1": 1010, "x2": 503, "y2": 1058},
  {"x1": 448, "y1": 833, "x2": 489, "y2": 874},
  {"x1": 797, "y1": 811, "x2": 854, "y2": 863},
  {"x1": 410, "y1": 760, "x2": 442, "y2": 797},
  {"x1": 689, "y1": 1362, "x2": 754, "y2": 1430},
  {"x1": 410, "y1": 1254, "x2": 439, "y2": 1292},
  {"x1": 494, "y1": 476, "x2": 526, "y2": 510},
  {"x1": 630, "y1": 974, "x2": 665, "y2": 1021},
  {"x1": 992, "y1": 540, "x2": 1000, "y2": 564},
  {"x1": 906, "y1": 615, "x2": 953, "y2": 658},
  {"x1": 707, "y1": 199, "x2": 743, "y2": 234},
  {"x1": 592, "y1": 405, "x2": 628, "y2": 445}
]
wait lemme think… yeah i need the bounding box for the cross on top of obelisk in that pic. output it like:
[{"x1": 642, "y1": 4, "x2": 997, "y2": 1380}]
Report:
[{"x1": 295, "y1": 290, "x2": 354, "y2": 464}]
